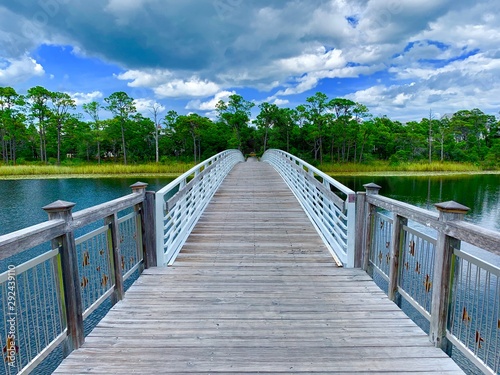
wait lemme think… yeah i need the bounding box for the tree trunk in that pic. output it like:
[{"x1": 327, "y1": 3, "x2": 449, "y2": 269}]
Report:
[
  {"x1": 192, "y1": 133, "x2": 197, "y2": 163},
  {"x1": 286, "y1": 129, "x2": 290, "y2": 152},
  {"x1": 57, "y1": 123, "x2": 61, "y2": 165},
  {"x1": 38, "y1": 121, "x2": 44, "y2": 162},
  {"x1": 11, "y1": 138, "x2": 16, "y2": 165},
  {"x1": 263, "y1": 127, "x2": 268, "y2": 152},
  {"x1": 121, "y1": 123, "x2": 127, "y2": 165},
  {"x1": 155, "y1": 126, "x2": 159, "y2": 163}
]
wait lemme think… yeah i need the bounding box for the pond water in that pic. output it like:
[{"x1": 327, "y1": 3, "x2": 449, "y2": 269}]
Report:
[
  {"x1": 0, "y1": 171, "x2": 498, "y2": 374},
  {"x1": 333, "y1": 173, "x2": 500, "y2": 233},
  {"x1": 0, "y1": 177, "x2": 175, "y2": 236}
]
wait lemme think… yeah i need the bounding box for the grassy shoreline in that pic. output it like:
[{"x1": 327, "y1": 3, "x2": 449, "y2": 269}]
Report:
[
  {"x1": 320, "y1": 161, "x2": 500, "y2": 176},
  {"x1": 0, "y1": 163, "x2": 195, "y2": 180},
  {"x1": 0, "y1": 161, "x2": 498, "y2": 179}
]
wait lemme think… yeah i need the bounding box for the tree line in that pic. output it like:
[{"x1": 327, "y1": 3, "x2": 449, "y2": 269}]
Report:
[{"x1": 0, "y1": 86, "x2": 499, "y2": 167}]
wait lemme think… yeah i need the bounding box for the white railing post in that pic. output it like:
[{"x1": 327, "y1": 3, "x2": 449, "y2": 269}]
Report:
[
  {"x1": 155, "y1": 189, "x2": 167, "y2": 266},
  {"x1": 346, "y1": 193, "x2": 356, "y2": 268}
]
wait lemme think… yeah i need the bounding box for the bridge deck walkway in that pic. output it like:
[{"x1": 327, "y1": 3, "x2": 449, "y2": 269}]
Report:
[{"x1": 54, "y1": 160, "x2": 463, "y2": 374}]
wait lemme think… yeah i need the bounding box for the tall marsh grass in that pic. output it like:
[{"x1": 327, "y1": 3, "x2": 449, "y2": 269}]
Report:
[
  {"x1": 319, "y1": 161, "x2": 485, "y2": 174},
  {"x1": 0, "y1": 162, "x2": 194, "y2": 178}
]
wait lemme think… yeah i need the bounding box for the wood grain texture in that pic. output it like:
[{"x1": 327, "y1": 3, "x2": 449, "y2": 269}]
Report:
[{"x1": 54, "y1": 160, "x2": 464, "y2": 374}]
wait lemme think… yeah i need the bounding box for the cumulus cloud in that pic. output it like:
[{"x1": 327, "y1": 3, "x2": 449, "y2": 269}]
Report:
[
  {"x1": 186, "y1": 91, "x2": 236, "y2": 111},
  {"x1": 133, "y1": 98, "x2": 166, "y2": 116},
  {"x1": 68, "y1": 91, "x2": 103, "y2": 106},
  {"x1": 0, "y1": 55, "x2": 44, "y2": 85},
  {"x1": 272, "y1": 98, "x2": 289, "y2": 106},
  {"x1": 1, "y1": 0, "x2": 500, "y2": 119},
  {"x1": 153, "y1": 77, "x2": 220, "y2": 98}
]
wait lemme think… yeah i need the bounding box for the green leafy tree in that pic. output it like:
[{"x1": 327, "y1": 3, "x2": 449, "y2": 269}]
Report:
[
  {"x1": 304, "y1": 92, "x2": 332, "y2": 163},
  {"x1": 0, "y1": 87, "x2": 25, "y2": 164},
  {"x1": 50, "y1": 92, "x2": 76, "y2": 164},
  {"x1": 149, "y1": 103, "x2": 164, "y2": 163},
  {"x1": 268, "y1": 107, "x2": 296, "y2": 153},
  {"x1": 83, "y1": 101, "x2": 103, "y2": 164},
  {"x1": 128, "y1": 113, "x2": 156, "y2": 162},
  {"x1": 63, "y1": 116, "x2": 93, "y2": 161},
  {"x1": 255, "y1": 102, "x2": 280, "y2": 152},
  {"x1": 175, "y1": 113, "x2": 212, "y2": 162},
  {"x1": 27, "y1": 86, "x2": 52, "y2": 162},
  {"x1": 104, "y1": 92, "x2": 136, "y2": 164},
  {"x1": 216, "y1": 94, "x2": 254, "y2": 152}
]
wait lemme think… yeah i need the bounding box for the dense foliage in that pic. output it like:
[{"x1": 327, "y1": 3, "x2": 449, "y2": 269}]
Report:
[{"x1": 1, "y1": 86, "x2": 499, "y2": 168}]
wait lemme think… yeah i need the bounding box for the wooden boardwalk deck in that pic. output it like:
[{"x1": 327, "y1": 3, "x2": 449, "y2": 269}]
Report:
[{"x1": 54, "y1": 160, "x2": 464, "y2": 374}]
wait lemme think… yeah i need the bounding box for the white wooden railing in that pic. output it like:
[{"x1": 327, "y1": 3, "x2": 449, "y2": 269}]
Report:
[
  {"x1": 155, "y1": 150, "x2": 244, "y2": 266},
  {"x1": 262, "y1": 149, "x2": 356, "y2": 267}
]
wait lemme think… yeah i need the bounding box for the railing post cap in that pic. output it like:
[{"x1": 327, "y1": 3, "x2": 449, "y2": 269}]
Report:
[
  {"x1": 363, "y1": 183, "x2": 381, "y2": 194},
  {"x1": 435, "y1": 201, "x2": 470, "y2": 214},
  {"x1": 42, "y1": 200, "x2": 76, "y2": 213},
  {"x1": 130, "y1": 181, "x2": 148, "y2": 192}
]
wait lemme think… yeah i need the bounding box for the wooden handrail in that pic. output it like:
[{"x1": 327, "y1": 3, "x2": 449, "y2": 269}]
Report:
[
  {"x1": 360, "y1": 182, "x2": 500, "y2": 375},
  {"x1": 0, "y1": 181, "x2": 156, "y2": 373}
]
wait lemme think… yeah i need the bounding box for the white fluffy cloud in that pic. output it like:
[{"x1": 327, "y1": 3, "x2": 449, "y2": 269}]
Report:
[
  {"x1": 1, "y1": 0, "x2": 500, "y2": 119},
  {"x1": 186, "y1": 91, "x2": 236, "y2": 111},
  {"x1": 117, "y1": 69, "x2": 220, "y2": 99},
  {"x1": 0, "y1": 55, "x2": 44, "y2": 85},
  {"x1": 133, "y1": 98, "x2": 165, "y2": 116},
  {"x1": 153, "y1": 77, "x2": 220, "y2": 98},
  {"x1": 69, "y1": 91, "x2": 103, "y2": 106}
]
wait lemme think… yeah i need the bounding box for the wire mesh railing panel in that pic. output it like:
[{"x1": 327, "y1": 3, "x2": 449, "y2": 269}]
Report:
[
  {"x1": 156, "y1": 150, "x2": 244, "y2": 265},
  {"x1": 75, "y1": 226, "x2": 114, "y2": 317},
  {"x1": 370, "y1": 212, "x2": 393, "y2": 280},
  {"x1": 448, "y1": 249, "x2": 499, "y2": 374},
  {"x1": 399, "y1": 226, "x2": 436, "y2": 315},
  {"x1": 0, "y1": 249, "x2": 65, "y2": 374},
  {"x1": 262, "y1": 149, "x2": 356, "y2": 266},
  {"x1": 118, "y1": 212, "x2": 143, "y2": 280}
]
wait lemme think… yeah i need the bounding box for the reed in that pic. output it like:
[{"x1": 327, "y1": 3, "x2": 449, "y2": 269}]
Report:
[
  {"x1": 0, "y1": 162, "x2": 194, "y2": 177},
  {"x1": 319, "y1": 161, "x2": 485, "y2": 174}
]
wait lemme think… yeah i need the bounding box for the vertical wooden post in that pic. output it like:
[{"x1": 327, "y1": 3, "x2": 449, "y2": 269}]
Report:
[
  {"x1": 43, "y1": 200, "x2": 84, "y2": 353},
  {"x1": 354, "y1": 192, "x2": 366, "y2": 268},
  {"x1": 362, "y1": 183, "x2": 381, "y2": 275},
  {"x1": 143, "y1": 191, "x2": 157, "y2": 268},
  {"x1": 430, "y1": 200, "x2": 469, "y2": 353},
  {"x1": 130, "y1": 182, "x2": 147, "y2": 274},
  {"x1": 130, "y1": 182, "x2": 157, "y2": 269},
  {"x1": 388, "y1": 215, "x2": 407, "y2": 304},
  {"x1": 105, "y1": 212, "x2": 124, "y2": 304}
]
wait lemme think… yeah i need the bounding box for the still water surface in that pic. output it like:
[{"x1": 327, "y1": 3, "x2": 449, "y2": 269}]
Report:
[
  {"x1": 0, "y1": 177, "x2": 175, "y2": 235},
  {"x1": 333, "y1": 173, "x2": 500, "y2": 232},
  {"x1": 0, "y1": 173, "x2": 499, "y2": 235},
  {"x1": 0, "y1": 172, "x2": 498, "y2": 374}
]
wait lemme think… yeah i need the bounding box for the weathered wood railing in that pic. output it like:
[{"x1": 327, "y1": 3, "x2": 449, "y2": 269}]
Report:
[
  {"x1": 1, "y1": 149, "x2": 498, "y2": 374},
  {"x1": 0, "y1": 182, "x2": 155, "y2": 374},
  {"x1": 358, "y1": 183, "x2": 499, "y2": 375},
  {"x1": 262, "y1": 149, "x2": 356, "y2": 267},
  {"x1": 155, "y1": 149, "x2": 244, "y2": 266}
]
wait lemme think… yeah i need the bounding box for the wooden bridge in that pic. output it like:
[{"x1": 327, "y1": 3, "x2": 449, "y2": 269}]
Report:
[
  {"x1": 52, "y1": 160, "x2": 463, "y2": 374},
  {"x1": 1, "y1": 150, "x2": 499, "y2": 374}
]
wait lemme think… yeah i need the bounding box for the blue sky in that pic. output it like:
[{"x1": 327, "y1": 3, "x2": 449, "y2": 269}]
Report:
[{"x1": 1, "y1": 0, "x2": 500, "y2": 122}]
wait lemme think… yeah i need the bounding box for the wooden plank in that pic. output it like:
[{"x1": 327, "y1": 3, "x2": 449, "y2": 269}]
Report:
[{"x1": 54, "y1": 161, "x2": 464, "y2": 374}]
